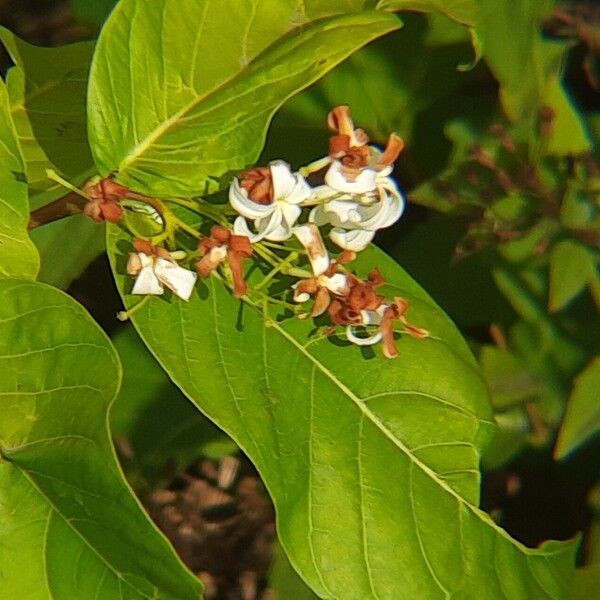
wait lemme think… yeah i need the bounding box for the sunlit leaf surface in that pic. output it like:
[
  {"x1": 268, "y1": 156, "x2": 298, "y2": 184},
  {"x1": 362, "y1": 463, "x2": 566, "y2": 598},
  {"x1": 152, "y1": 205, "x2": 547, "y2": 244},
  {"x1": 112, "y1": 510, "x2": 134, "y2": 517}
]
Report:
[
  {"x1": 87, "y1": 0, "x2": 402, "y2": 196},
  {"x1": 0, "y1": 27, "x2": 95, "y2": 188},
  {"x1": 0, "y1": 78, "x2": 39, "y2": 280},
  {"x1": 108, "y1": 224, "x2": 577, "y2": 598},
  {"x1": 0, "y1": 281, "x2": 203, "y2": 599}
]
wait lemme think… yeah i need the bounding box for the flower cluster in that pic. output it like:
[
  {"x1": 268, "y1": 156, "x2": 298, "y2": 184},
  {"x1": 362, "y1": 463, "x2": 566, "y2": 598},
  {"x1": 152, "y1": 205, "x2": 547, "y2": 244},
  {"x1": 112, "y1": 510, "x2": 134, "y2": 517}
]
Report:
[
  {"x1": 231, "y1": 105, "x2": 405, "y2": 252},
  {"x1": 92, "y1": 105, "x2": 427, "y2": 358}
]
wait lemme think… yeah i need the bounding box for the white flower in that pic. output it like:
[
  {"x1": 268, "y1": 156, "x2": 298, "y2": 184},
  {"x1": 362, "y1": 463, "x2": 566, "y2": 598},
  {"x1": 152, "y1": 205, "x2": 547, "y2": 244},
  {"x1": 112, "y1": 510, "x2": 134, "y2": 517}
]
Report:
[
  {"x1": 230, "y1": 160, "x2": 311, "y2": 242},
  {"x1": 324, "y1": 161, "x2": 385, "y2": 194},
  {"x1": 293, "y1": 223, "x2": 329, "y2": 276},
  {"x1": 310, "y1": 177, "x2": 405, "y2": 251},
  {"x1": 345, "y1": 305, "x2": 387, "y2": 346},
  {"x1": 127, "y1": 252, "x2": 197, "y2": 301},
  {"x1": 292, "y1": 272, "x2": 348, "y2": 303}
]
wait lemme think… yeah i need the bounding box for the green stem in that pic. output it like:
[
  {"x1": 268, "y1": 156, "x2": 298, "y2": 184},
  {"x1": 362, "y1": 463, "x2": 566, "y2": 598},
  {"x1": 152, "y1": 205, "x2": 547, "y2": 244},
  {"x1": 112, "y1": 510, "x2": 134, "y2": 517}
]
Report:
[
  {"x1": 116, "y1": 295, "x2": 152, "y2": 321},
  {"x1": 254, "y1": 251, "x2": 300, "y2": 290},
  {"x1": 262, "y1": 240, "x2": 307, "y2": 254},
  {"x1": 299, "y1": 156, "x2": 331, "y2": 177},
  {"x1": 171, "y1": 216, "x2": 202, "y2": 239},
  {"x1": 253, "y1": 244, "x2": 279, "y2": 268},
  {"x1": 163, "y1": 197, "x2": 201, "y2": 210},
  {"x1": 45, "y1": 169, "x2": 89, "y2": 199}
]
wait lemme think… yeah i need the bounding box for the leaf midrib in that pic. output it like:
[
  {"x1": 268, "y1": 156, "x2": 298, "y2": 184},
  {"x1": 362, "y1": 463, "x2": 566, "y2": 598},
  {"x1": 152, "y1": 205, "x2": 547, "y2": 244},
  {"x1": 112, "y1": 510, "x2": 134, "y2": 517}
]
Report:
[
  {"x1": 265, "y1": 314, "x2": 561, "y2": 557},
  {"x1": 17, "y1": 463, "x2": 157, "y2": 600},
  {"x1": 111, "y1": 12, "x2": 397, "y2": 177}
]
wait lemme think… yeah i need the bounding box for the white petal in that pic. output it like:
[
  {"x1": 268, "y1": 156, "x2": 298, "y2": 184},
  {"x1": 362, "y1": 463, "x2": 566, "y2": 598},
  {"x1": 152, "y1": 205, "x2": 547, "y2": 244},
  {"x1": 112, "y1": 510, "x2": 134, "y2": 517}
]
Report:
[
  {"x1": 293, "y1": 224, "x2": 329, "y2": 276},
  {"x1": 132, "y1": 264, "x2": 164, "y2": 295},
  {"x1": 325, "y1": 161, "x2": 378, "y2": 194},
  {"x1": 280, "y1": 203, "x2": 302, "y2": 228},
  {"x1": 309, "y1": 205, "x2": 330, "y2": 227},
  {"x1": 292, "y1": 283, "x2": 311, "y2": 303},
  {"x1": 325, "y1": 199, "x2": 363, "y2": 226},
  {"x1": 269, "y1": 160, "x2": 297, "y2": 199},
  {"x1": 258, "y1": 209, "x2": 296, "y2": 242},
  {"x1": 360, "y1": 307, "x2": 385, "y2": 326},
  {"x1": 286, "y1": 173, "x2": 313, "y2": 205},
  {"x1": 321, "y1": 273, "x2": 348, "y2": 295},
  {"x1": 346, "y1": 325, "x2": 382, "y2": 346},
  {"x1": 309, "y1": 184, "x2": 338, "y2": 203},
  {"x1": 208, "y1": 245, "x2": 228, "y2": 263},
  {"x1": 229, "y1": 178, "x2": 275, "y2": 220},
  {"x1": 377, "y1": 165, "x2": 393, "y2": 178},
  {"x1": 359, "y1": 181, "x2": 405, "y2": 230},
  {"x1": 154, "y1": 259, "x2": 198, "y2": 301},
  {"x1": 329, "y1": 228, "x2": 375, "y2": 251},
  {"x1": 345, "y1": 307, "x2": 386, "y2": 346},
  {"x1": 233, "y1": 215, "x2": 264, "y2": 243},
  {"x1": 269, "y1": 160, "x2": 311, "y2": 205}
]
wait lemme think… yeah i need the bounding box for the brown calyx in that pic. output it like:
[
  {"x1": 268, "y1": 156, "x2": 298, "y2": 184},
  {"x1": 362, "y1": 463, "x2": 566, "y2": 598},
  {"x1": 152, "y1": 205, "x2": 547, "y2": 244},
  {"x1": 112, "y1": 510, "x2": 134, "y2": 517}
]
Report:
[
  {"x1": 375, "y1": 134, "x2": 404, "y2": 171},
  {"x1": 327, "y1": 105, "x2": 369, "y2": 144},
  {"x1": 346, "y1": 269, "x2": 385, "y2": 313},
  {"x1": 84, "y1": 178, "x2": 129, "y2": 223},
  {"x1": 329, "y1": 135, "x2": 372, "y2": 181},
  {"x1": 380, "y1": 297, "x2": 429, "y2": 359},
  {"x1": 327, "y1": 269, "x2": 385, "y2": 326},
  {"x1": 133, "y1": 239, "x2": 172, "y2": 259},
  {"x1": 239, "y1": 167, "x2": 273, "y2": 205},
  {"x1": 197, "y1": 225, "x2": 253, "y2": 297}
]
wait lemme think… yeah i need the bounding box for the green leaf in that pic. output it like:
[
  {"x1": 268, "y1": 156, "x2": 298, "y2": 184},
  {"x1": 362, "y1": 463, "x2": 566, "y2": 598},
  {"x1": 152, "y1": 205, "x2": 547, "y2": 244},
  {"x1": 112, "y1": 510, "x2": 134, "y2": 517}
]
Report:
[
  {"x1": 549, "y1": 239, "x2": 598, "y2": 313},
  {"x1": 0, "y1": 280, "x2": 203, "y2": 599},
  {"x1": 377, "y1": 0, "x2": 478, "y2": 27},
  {"x1": 560, "y1": 185, "x2": 600, "y2": 231},
  {"x1": 29, "y1": 215, "x2": 105, "y2": 289},
  {"x1": 499, "y1": 218, "x2": 559, "y2": 264},
  {"x1": 0, "y1": 28, "x2": 95, "y2": 188},
  {"x1": 111, "y1": 324, "x2": 237, "y2": 483},
  {"x1": 268, "y1": 541, "x2": 320, "y2": 600},
  {"x1": 108, "y1": 224, "x2": 577, "y2": 598},
  {"x1": 476, "y1": 0, "x2": 590, "y2": 153},
  {"x1": 87, "y1": 0, "x2": 402, "y2": 197},
  {"x1": 572, "y1": 565, "x2": 600, "y2": 600},
  {"x1": 479, "y1": 345, "x2": 542, "y2": 410},
  {"x1": 0, "y1": 77, "x2": 39, "y2": 280},
  {"x1": 555, "y1": 358, "x2": 600, "y2": 459}
]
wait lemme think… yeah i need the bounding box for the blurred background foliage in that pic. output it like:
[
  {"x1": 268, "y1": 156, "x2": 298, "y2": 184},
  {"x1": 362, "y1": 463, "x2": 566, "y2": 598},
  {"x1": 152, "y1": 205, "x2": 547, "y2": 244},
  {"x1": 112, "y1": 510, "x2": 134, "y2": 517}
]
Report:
[{"x1": 1, "y1": 0, "x2": 598, "y2": 594}]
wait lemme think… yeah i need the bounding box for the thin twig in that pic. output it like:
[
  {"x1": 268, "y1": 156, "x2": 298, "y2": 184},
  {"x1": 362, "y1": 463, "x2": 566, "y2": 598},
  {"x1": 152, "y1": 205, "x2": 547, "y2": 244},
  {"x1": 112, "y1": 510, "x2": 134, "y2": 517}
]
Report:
[{"x1": 28, "y1": 191, "x2": 88, "y2": 229}]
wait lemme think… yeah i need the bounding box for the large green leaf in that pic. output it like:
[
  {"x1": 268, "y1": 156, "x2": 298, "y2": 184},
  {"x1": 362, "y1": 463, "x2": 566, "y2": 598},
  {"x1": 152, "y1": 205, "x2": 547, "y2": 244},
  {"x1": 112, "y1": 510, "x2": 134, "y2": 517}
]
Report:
[
  {"x1": 108, "y1": 225, "x2": 577, "y2": 598},
  {"x1": 555, "y1": 358, "x2": 600, "y2": 459},
  {"x1": 377, "y1": 0, "x2": 478, "y2": 27},
  {"x1": 0, "y1": 28, "x2": 95, "y2": 189},
  {"x1": 87, "y1": 0, "x2": 402, "y2": 197},
  {"x1": 0, "y1": 280, "x2": 202, "y2": 599},
  {"x1": 0, "y1": 78, "x2": 39, "y2": 280}
]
